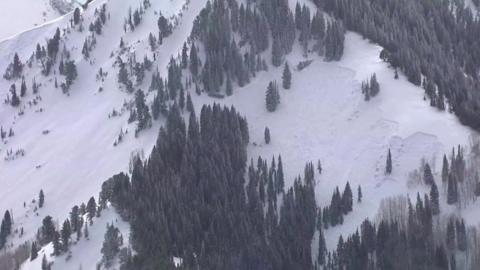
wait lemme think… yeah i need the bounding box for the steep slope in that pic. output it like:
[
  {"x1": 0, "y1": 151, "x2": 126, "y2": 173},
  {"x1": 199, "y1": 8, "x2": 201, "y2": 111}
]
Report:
[
  {"x1": 0, "y1": 0, "x2": 477, "y2": 268},
  {"x1": 0, "y1": 0, "x2": 65, "y2": 42}
]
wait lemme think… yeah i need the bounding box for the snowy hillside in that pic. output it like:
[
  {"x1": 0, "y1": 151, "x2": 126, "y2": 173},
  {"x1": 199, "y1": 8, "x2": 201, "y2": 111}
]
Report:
[
  {"x1": 0, "y1": 0, "x2": 67, "y2": 42},
  {"x1": 0, "y1": 0, "x2": 479, "y2": 268}
]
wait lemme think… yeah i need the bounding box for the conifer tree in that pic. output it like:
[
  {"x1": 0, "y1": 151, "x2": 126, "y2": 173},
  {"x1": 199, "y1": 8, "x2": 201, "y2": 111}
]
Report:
[
  {"x1": 424, "y1": 163, "x2": 434, "y2": 185},
  {"x1": 447, "y1": 173, "x2": 458, "y2": 205},
  {"x1": 357, "y1": 185, "x2": 362, "y2": 203},
  {"x1": 430, "y1": 180, "x2": 440, "y2": 215},
  {"x1": 39, "y1": 189, "x2": 45, "y2": 208},
  {"x1": 86, "y1": 197, "x2": 97, "y2": 224},
  {"x1": 264, "y1": 127, "x2": 271, "y2": 144},
  {"x1": 386, "y1": 148, "x2": 392, "y2": 174},
  {"x1": 20, "y1": 77, "x2": 27, "y2": 97},
  {"x1": 265, "y1": 81, "x2": 280, "y2": 112},
  {"x1": 282, "y1": 62, "x2": 292, "y2": 89},
  {"x1": 10, "y1": 85, "x2": 20, "y2": 107},
  {"x1": 41, "y1": 254, "x2": 49, "y2": 270},
  {"x1": 442, "y1": 155, "x2": 449, "y2": 185},
  {"x1": 341, "y1": 182, "x2": 353, "y2": 214},
  {"x1": 73, "y1": 8, "x2": 81, "y2": 25},
  {"x1": 30, "y1": 242, "x2": 38, "y2": 261},
  {"x1": 61, "y1": 219, "x2": 71, "y2": 251}
]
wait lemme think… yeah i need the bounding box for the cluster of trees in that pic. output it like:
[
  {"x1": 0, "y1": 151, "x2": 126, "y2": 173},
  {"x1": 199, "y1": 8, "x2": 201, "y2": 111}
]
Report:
[
  {"x1": 100, "y1": 104, "x2": 321, "y2": 269},
  {"x1": 32, "y1": 196, "x2": 99, "y2": 259},
  {"x1": 88, "y1": 4, "x2": 108, "y2": 35},
  {"x1": 324, "y1": 191, "x2": 474, "y2": 269},
  {"x1": 128, "y1": 89, "x2": 152, "y2": 136},
  {"x1": 321, "y1": 182, "x2": 354, "y2": 228},
  {"x1": 3, "y1": 53, "x2": 23, "y2": 80},
  {"x1": 158, "y1": 13, "x2": 173, "y2": 42},
  {"x1": 320, "y1": 0, "x2": 480, "y2": 131},
  {"x1": 100, "y1": 223, "x2": 123, "y2": 268},
  {"x1": 443, "y1": 146, "x2": 466, "y2": 205},
  {"x1": 124, "y1": 0, "x2": 151, "y2": 33},
  {"x1": 6, "y1": 76, "x2": 39, "y2": 107},
  {"x1": 361, "y1": 73, "x2": 380, "y2": 101}
]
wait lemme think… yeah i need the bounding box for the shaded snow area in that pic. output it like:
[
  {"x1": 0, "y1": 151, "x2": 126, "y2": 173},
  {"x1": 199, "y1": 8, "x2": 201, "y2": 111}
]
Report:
[
  {"x1": 0, "y1": 0, "x2": 478, "y2": 268},
  {"x1": 193, "y1": 32, "x2": 473, "y2": 248}
]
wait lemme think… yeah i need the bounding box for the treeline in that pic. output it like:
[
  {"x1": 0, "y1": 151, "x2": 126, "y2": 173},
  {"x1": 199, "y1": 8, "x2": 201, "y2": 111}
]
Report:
[
  {"x1": 100, "y1": 104, "x2": 320, "y2": 270},
  {"x1": 318, "y1": 0, "x2": 480, "y2": 130},
  {"x1": 325, "y1": 192, "x2": 474, "y2": 270},
  {"x1": 188, "y1": 0, "x2": 345, "y2": 95}
]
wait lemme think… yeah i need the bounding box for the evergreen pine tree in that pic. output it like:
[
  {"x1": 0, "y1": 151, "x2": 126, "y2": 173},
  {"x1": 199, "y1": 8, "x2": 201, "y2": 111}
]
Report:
[
  {"x1": 41, "y1": 254, "x2": 49, "y2": 270},
  {"x1": 424, "y1": 163, "x2": 434, "y2": 185},
  {"x1": 357, "y1": 185, "x2": 362, "y2": 203},
  {"x1": 447, "y1": 173, "x2": 458, "y2": 205},
  {"x1": 385, "y1": 148, "x2": 392, "y2": 174},
  {"x1": 430, "y1": 180, "x2": 440, "y2": 215},
  {"x1": 39, "y1": 189, "x2": 45, "y2": 208},
  {"x1": 61, "y1": 219, "x2": 72, "y2": 251},
  {"x1": 86, "y1": 197, "x2": 97, "y2": 224},
  {"x1": 282, "y1": 62, "x2": 292, "y2": 89},
  {"x1": 442, "y1": 155, "x2": 449, "y2": 185},
  {"x1": 30, "y1": 241, "x2": 38, "y2": 261},
  {"x1": 265, "y1": 81, "x2": 280, "y2": 112},
  {"x1": 20, "y1": 77, "x2": 27, "y2": 97},
  {"x1": 264, "y1": 127, "x2": 271, "y2": 144}
]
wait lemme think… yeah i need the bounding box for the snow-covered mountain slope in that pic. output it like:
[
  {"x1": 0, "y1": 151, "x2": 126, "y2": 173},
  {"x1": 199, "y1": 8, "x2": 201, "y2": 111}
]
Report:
[
  {"x1": 0, "y1": 0, "x2": 206, "y2": 253},
  {"x1": 192, "y1": 32, "x2": 473, "y2": 248},
  {"x1": 0, "y1": 0, "x2": 478, "y2": 268},
  {"x1": 0, "y1": 0, "x2": 67, "y2": 42}
]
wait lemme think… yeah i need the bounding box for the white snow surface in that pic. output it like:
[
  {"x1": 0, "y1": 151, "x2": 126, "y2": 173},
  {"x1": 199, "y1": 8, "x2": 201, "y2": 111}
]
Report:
[
  {"x1": 0, "y1": 0, "x2": 477, "y2": 268},
  {"x1": 0, "y1": 0, "x2": 65, "y2": 42}
]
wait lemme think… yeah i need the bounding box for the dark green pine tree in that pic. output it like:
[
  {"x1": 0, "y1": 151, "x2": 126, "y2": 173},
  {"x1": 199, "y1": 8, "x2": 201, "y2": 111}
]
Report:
[
  {"x1": 10, "y1": 85, "x2": 20, "y2": 107},
  {"x1": 101, "y1": 223, "x2": 122, "y2": 268},
  {"x1": 73, "y1": 8, "x2": 81, "y2": 25},
  {"x1": 318, "y1": 227, "x2": 327, "y2": 265},
  {"x1": 189, "y1": 43, "x2": 199, "y2": 77},
  {"x1": 357, "y1": 185, "x2": 362, "y2": 203},
  {"x1": 39, "y1": 189, "x2": 45, "y2": 208},
  {"x1": 447, "y1": 173, "x2": 458, "y2": 205},
  {"x1": 179, "y1": 88, "x2": 185, "y2": 111},
  {"x1": 52, "y1": 231, "x2": 61, "y2": 256},
  {"x1": 265, "y1": 81, "x2": 280, "y2": 112},
  {"x1": 385, "y1": 148, "x2": 392, "y2": 175},
  {"x1": 276, "y1": 155, "x2": 285, "y2": 194},
  {"x1": 186, "y1": 92, "x2": 194, "y2": 114},
  {"x1": 0, "y1": 211, "x2": 12, "y2": 249},
  {"x1": 442, "y1": 154, "x2": 449, "y2": 186},
  {"x1": 446, "y1": 219, "x2": 456, "y2": 250},
  {"x1": 341, "y1": 182, "x2": 353, "y2": 214},
  {"x1": 20, "y1": 77, "x2": 27, "y2": 97},
  {"x1": 30, "y1": 241, "x2": 38, "y2": 261},
  {"x1": 475, "y1": 172, "x2": 480, "y2": 197},
  {"x1": 61, "y1": 219, "x2": 71, "y2": 251},
  {"x1": 41, "y1": 254, "x2": 49, "y2": 270},
  {"x1": 430, "y1": 180, "x2": 440, "y2": 215},
  {"x1": 424, "y1": 163, "x2": 434, "y2": 185},
  {"x1": 41, "y1": 216, "x2": 56, "y2": 244},
  {"x1": 282, "y1": 62, "x2": 292, "y2": 89},
  {"x1": 86, "y1": 197, "x2": 97, "y2": 224},
  {"x1": 264, "y1": 127, "x2": 271, "y2": 144},
  {"x1": 226, "y1": 74, "x2": 233, "y2": 96},
  {"x1": 181, "y1": 42, "x2": 188, "y2": 69}
]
